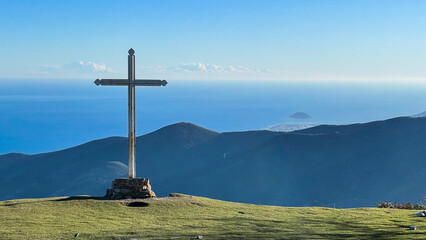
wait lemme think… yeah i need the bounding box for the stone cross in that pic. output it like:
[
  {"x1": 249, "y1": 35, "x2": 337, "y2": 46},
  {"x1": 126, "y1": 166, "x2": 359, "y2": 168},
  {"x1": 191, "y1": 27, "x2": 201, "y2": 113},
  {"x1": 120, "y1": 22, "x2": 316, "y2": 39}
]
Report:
[{"x1": 94, "y1": 48, "x2": 167, "y2": 178}]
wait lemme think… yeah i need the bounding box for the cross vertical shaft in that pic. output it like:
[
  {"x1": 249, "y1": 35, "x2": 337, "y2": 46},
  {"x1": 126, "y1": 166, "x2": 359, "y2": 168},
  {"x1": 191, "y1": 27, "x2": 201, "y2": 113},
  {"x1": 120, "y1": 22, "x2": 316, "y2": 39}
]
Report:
[
  {"x1": 94, "y1": 48, "x2": 167, "y2": 180},
  {"x1": 128, "y1": 50, "x2": 136, "y2": 178}
]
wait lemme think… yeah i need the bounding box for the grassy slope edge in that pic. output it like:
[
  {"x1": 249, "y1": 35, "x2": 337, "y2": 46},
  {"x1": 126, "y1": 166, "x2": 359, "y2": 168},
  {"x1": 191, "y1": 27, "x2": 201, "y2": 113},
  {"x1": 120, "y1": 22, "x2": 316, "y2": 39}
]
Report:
[{"x1": 0, "y1": 194, "x2": 425, "y2": 239}]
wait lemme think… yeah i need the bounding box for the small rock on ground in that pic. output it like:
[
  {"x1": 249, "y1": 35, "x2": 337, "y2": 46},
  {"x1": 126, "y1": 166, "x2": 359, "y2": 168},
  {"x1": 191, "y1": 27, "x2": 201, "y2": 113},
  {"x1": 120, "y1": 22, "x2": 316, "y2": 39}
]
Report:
[{"x1": 409, "y1": 226, "x2": 417, "y2": 231}]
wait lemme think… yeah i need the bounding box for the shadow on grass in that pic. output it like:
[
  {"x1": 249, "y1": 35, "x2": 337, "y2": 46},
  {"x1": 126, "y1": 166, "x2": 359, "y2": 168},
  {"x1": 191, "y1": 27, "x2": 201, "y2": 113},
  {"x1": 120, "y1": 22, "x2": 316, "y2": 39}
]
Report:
[
  {"x1": 51, "y1": 195, "x2": 104, "y2": 201},
  {"x1": 53, "y1": 195, "x2": 152, "y2": 207},
  {"x1": 122, "y1": 201, "x2": 149, "y2": 207},
  {"x1": 1, "y1": 195, "x2": 156, "y2": 208},
  {"x1": 0, "y1": 196, "x2": 104, "y2": 207}
]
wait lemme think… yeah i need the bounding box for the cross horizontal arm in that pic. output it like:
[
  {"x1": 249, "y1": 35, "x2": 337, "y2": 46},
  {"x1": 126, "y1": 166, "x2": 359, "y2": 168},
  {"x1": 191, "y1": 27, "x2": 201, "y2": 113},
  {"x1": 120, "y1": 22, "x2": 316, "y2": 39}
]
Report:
[{"x1": 94, "y1": 79, "x2": 167, "y2": 86}]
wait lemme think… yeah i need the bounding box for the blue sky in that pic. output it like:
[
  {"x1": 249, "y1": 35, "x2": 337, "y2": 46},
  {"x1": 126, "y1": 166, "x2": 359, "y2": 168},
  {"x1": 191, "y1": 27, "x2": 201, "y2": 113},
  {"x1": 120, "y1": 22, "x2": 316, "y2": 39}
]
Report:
[{"x1": 0, "y1": 0, "x2": 425, "y2": 82}]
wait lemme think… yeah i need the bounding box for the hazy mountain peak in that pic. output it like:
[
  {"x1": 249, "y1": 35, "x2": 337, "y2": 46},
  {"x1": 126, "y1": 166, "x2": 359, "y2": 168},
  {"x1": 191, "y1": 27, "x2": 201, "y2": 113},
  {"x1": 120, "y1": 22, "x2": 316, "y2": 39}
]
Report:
[
  {"x1": 152, "y1": 122, "x2": 218, "y2": 135},
  {"x1": 145, "y1": 122, "x2": 219, "y2": 149},
  {"x1": 412, "y1": 111, "x2": 426, "y2": 118},
  {"x1": 0, "y1": 153, "x2": 29, "y2": 161}
]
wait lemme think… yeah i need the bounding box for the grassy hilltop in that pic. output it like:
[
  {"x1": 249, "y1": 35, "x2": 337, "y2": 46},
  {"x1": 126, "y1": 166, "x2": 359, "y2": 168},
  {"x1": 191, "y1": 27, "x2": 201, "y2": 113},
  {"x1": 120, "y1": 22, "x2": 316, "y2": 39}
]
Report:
[{"x1": 0, "y1": 194, "x2": 425, "y2": 239}]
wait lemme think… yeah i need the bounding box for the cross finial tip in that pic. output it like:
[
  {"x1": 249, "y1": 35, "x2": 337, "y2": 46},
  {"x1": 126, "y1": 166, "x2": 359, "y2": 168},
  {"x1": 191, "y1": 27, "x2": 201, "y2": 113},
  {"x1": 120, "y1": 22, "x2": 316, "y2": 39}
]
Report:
[
  {"x1": 94, "y1": 79, "x2": 101, "y2": 86},
  {"x1": 128, "y1": 48, "x2": 135, "y2": 55}
]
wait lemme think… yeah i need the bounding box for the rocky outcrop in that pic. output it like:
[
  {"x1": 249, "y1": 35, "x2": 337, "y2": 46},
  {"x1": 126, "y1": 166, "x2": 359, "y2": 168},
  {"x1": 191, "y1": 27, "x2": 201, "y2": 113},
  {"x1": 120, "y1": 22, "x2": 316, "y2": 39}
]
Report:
[{"x1": 105, "y1": 178, "x2": 156, "y2": 200}]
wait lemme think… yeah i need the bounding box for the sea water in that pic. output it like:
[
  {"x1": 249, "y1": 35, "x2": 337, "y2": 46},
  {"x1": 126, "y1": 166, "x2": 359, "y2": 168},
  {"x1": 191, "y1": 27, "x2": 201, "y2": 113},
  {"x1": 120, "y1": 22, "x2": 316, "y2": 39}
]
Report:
[{"x1": 0, "y1": 79, "x2": 425, "y2": 154}]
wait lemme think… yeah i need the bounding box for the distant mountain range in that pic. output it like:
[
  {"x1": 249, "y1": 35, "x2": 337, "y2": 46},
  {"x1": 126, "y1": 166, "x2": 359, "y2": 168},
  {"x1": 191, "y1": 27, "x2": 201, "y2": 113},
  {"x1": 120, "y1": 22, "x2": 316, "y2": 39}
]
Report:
[
  {"x1": 1, "y1": 117, "x2": 425, "y2": 207},
  {"x1": 412, "y1": 111, "x2": 426, "y2": 118}
]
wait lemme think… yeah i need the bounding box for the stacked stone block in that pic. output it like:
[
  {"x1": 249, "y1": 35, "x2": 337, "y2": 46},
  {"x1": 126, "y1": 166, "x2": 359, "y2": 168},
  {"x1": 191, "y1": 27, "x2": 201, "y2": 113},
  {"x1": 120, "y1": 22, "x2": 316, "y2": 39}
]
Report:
[{"x1": 105, "y1": 178, "x2": 156, "y2": 200}]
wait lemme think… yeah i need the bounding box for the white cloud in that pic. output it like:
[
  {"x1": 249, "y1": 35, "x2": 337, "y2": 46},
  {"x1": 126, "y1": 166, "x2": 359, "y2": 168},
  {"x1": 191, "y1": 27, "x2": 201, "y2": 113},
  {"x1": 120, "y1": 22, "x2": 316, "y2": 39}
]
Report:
[
  {"x1": 143, "y1": 62, "x2": 273, "y2": 74},
  {"x1": 65, "y1": 61, "x2": 110, "y2": 72},
  {"x1": 137, "y1": 62, "x2": 279, "y2": 80},
  {"x1": 59, "y1": 61, "x2": 112, "y2": 73},
  {"x1": 32, "y1": 61, "x2": 277, "y2": 80},
  {"x1": 38, "y1": 61, "x2": 113, "y2": 75},
  {"x1": 168, "y1": 62, "x2": 263, "y2": 73}
]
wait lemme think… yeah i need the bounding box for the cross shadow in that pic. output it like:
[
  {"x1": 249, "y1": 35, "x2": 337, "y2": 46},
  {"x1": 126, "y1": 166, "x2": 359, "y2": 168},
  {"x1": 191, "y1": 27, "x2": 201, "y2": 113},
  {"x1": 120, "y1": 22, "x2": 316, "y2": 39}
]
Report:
[
  {"x1": 51, "y1": 195, "x2": 105, "y2": 202},
  {"x1": 0, "y1": 196, "x2": 105, "y2": 207}
]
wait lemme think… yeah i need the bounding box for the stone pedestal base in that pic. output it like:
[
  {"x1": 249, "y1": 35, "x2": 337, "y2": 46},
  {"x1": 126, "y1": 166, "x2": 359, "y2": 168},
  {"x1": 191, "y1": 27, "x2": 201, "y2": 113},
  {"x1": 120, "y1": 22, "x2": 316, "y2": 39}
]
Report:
[{"x1": 105, "y1": 178, "x2": 156, "y2": 200}]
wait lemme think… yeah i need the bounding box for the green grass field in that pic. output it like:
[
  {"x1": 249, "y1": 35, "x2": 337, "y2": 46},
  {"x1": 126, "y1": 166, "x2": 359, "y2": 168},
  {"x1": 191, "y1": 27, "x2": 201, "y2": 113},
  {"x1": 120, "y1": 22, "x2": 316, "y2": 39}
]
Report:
[{"x1": 0, "y1": 194, "x2": 424, "y2": 239}]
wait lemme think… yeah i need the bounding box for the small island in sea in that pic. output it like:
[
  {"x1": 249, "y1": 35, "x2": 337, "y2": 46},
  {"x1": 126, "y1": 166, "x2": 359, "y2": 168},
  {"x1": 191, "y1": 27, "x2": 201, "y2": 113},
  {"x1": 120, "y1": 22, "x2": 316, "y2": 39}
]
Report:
[{"x1": 289, "y1": 112, "x2": 312, "y2": 119}]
